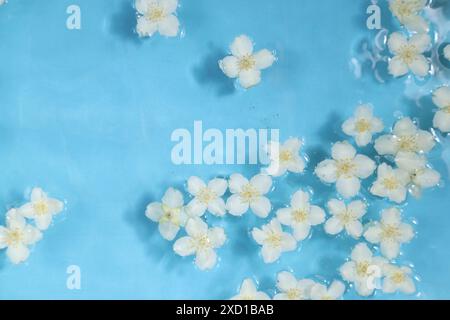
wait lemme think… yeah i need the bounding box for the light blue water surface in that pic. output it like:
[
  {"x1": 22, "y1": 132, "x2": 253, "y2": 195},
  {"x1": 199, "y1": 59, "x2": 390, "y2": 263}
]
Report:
[{"x1": 0, "y1": 0, "x2": 449, "y2": 299}]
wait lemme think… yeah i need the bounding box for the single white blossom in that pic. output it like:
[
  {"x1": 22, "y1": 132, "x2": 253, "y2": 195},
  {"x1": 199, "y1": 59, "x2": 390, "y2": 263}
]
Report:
[
  {"x1": 432, "y1": 86, "x2": 450, "y2": 133},
  {"x1": 310, "y1": 281, "x2": 346, "y2": 300},
  {"x1": 186, "y1": 176, "x2": 228, "y2": 217},
  {"x1": 340, "y1": 243, "x2": 387, "y2": 297},
  {"x1": 382, "y1": 264, "x2": 416, "y2": 294},
  {"x1": 0, "y1": 209, "x2": 42, "y2": 264},
  {"x1": 389, "y1": 0, "x2": 428, "y2": 33},
  {"x1": 264, "y1": 138, "x2": 306, "y2": 177},
  {"x1": 444, "y1": 44, "x2": 450, "y2": 62},
  {"x1": 274, "y1": 271, "x2": 315, "y2": 300},
  {"x1": 276, "y1": 190, "x2": 325, "y2": 241},
  {"x1": 173, "y1": 218, "x2": 226, "y2": 270},
  {"x1": 226, "y1": 173, "x2": 272, "y2": 218},
  {"x1": 135, "y1": 0, "x2": 180, "y2": 37},
  {"x1": 145, "y1": 187, "x2": 188, "y2": 241},
  {"x1": 231, "y1": 278, "x2": 271, "y2": 300},
  {"x1": 370, "y1": 163, "x2": 410, "y2": 203},
  {"x1": 374, "y1": 117, "x2": 435, "y2": 156},
  {"x1": 315, "y1": 141, "x2": 376, "y2": 198},
  {"x1": 219, "y1": 35, "x2": 275, "y2": 89},
  {"x1": 251, "y1": 219, "x2": 296, "y2": 264},
  {"x1": 324, "y1": 199, "x2": 367, "y2": 239},
  {"x1": 18, "y1": 188, "x2": 64, "y2": 230},
  {"x1": 387, "y1": 32, "x2": 431, "y2": 78},
  {"x1": 342, "y1": 104, "x2": 384, "y2": 147},
  {"x1": 364, "y1": 207, "x2": 414, "y2": 260}
]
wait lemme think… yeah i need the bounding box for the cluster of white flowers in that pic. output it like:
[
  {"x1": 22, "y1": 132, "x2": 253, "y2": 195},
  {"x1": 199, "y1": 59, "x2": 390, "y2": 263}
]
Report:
[{"x1": 0, "y1": 188, "x2": 64, "y2": 264}]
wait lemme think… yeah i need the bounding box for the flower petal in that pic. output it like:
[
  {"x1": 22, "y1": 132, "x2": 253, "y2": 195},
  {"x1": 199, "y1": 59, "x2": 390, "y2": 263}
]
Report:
[
  {"x1": 253, "y1": 49, "x2": 275, "y2": 70},
  {"x1": 208, "y1": 227, "x2": 226, "y2": 248},
  {"x1": 251, "y1": 228, "x2": 266, "y2": 245},
  {"x1": 353, "y1": 155, "x2": 376, "y2": 179},
  {"x1": 281, "y1": 233, "x2": 297, "y2": 252},
  {"x1": 261, "y1": 245, "x2": 281, "y2": 263},
  {"x1": 208, "y1": 178, "x2": 228, "y2": 196},
  {"x1": 250, "y1": 174, "x2": 272, "y2": 195},
  {"x1": 277, "y1": 271, "x2": 298, "y2": 291},
  {"x1": 336, "y1": 176, "x2": 361, "y2": 199},
  {"x1": 186, "y1": 198, "x2": 207, "y2": 217},
  {"x1": 173, "y1": 237, "x2": 196, "y2": 256},
  {"x1": 230, "y1": 35, "x2": 254, "y2": 57},
  {"x1": 351, "y1": 243, "x2": 372, "y2": 262},
  {"x1": 145, "y1": 202, "x2": 163, "y2": 221},
  {"x1": 159, "y1": 221, "x2": 180, "y2": 241},
  {"x1": 327, "y1": 199, "x2": 346, "y2": 216},
  {"x1": 226, "y1": 194, "x2": 249, "y2": 216},
  {"x1": 389, "y1": 56, "x2": 409, "y2": 77},
  {"x1": 219, "y1": 56, "x2": 240, "y2": 78},
  {"x1": 160, "y1": 0, "x2": 178, "y2": 15},
  {"x1": 292, "y1": 223, "x2": 311, "y2": 241},
  {"x1": 315, "y1": 159, "x2": 337, "y2": 183},
  {"x1": 433, "y1": 87, "x2": 450, "y2": 109},
  {"x1": 328, "y1": 281, "x2": 346, "y2": 299},
  {"x1": 309, "y1": 206, "x2": 325, "y2": 225},
  {"x1": 187, "y1": 176, "x2": 206, "y2": 196},
  {"x1": 162, "y1": 188, "x2": 184, "y2": 208},
  {"x1": 158, "y1": 14, "x2": 179, "y2": 37},
  {"x1": 332, "y1": 141, "x2": 356, "y2": 161},
  {"x1": 250, "y1": 196, "x2": 272, "y2": 218},
  {"x1": 35, "y1": 214, "x2": 52, "y2": 231},
  {"x1": 433, "y1": 110, "x2": 450, "y2": 133},
  {"x1": 228, "y1": 173, "x2": 248, "y2": 193},
  {"x1": 388, "y1": 32, "x2": 408, "y2": 54},
  {"x1": 345, "y1": 221, "x2": 363, "y2": 238},
  {"x1": 324, "y1": 217, "x2": 344, "y2": 235},
  {"x1": 409, "y1": 33, "x2": 431, "y2": 53},
  {"x1": 374, "y1": 135, "x2": 398, "y2": 155},
  {"x1": 239, "y1": 69, "x2": 261, "y2": 89},
  {"x1": 364, "y1": 224, "x2": 382, "y2": 244},
  {"x1": 7, "y1": 244, "x2": 29, "y2": 264},
  {"x1": 195, "y1": 248, "x2": 217, "y2": 270},
  {"x1": 207, "y1": 198, "x2": 227, "y2": 217},
  {"x1": 380, "y1": 240, "x2": 400, "y2": 259},
  {"x1": 185, "y1": 218, "x2": 208, "y2": 238},
  {"x1": 408, "y1": 55, "x2": 429, "y2": 77},
  {"x1": 347, "y1": 200, "x2": 366, "y2": 218},
  {"x1": 136, "y1": 16, "x2": 158, "y2": 37}
]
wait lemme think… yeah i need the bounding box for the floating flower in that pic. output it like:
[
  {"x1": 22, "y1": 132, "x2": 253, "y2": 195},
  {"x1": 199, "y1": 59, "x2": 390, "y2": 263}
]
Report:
[
  {"x1": 395, "y1": 151, "x2": 441, "y2": 197},
  {"x1": 340, "y1": 243, "x2": 387, "y2": 296},
  {"x1": 315, "y1": 141, "x2": 376, "y2": 198},
  {"x1": 276, "y1": 189, "x2": 325, "y2": 241},
  {"x1": 342, "y1": 104, "x2": 384, "y2": 147},
  {"x1": 432, "y1": 86, "x2": 450, "y2": 133},
  {"x1": 374, "y1": 117, "x2": 435, "y2": 156},
  {"x1": 370, "y1": 163, "x2": 410, "y2": 203},
  {"x1": 251, "y1": 219, "x2": 296, "y2": 263},
  {"x1": 145, "y1": 187, "x2": 188, "y2": 241},
  {"x1": 364, "y1": 207, "x2": 414, "y2": 260},
  {"x1": 173, "y1": 218, "x2": 226, "y2": 270},
  {"x1": 324, "y1": 199, "x2": 367, "y2": 239},
  {"x1": 135, "y1": 0, "x2": 180, "y2": 38},
  {"x1": 273, "y1": 271, "x2": 315, "y2": 300},
  {"x1": 389, "y1": 0, "x2": 428, "y2": 33},
  {"x1": 219, "y1": 35, "x2": 275, "y2": 89},
  {"x1": 310, "y1": 281, "x2": 346, "y2": 300},
  {"x1": 185, "y1": 176, "x2": 228, "y2": 217},
  {"x1": 0, "y1": 209, "x2": 42, "y2": 264},
  {"x1": 230, "y1": 278, "x2": 271, "y2": 300},
  {"x1": 445, "y1": 44, "x2": 450, "y2": 62},
  {"x1": 264, "y1": 138, "x2": 306, "y2": 177},
  {"x1": 226, "y1": 173, "x2": 272, "y2": 218},
  {"x1": 18, "y1": 188, "x2": 64, "y2": 231},
  {"x1": 382, "y1": 264, "x2": 416, "y2": 294},
  {"x1": 387, "y1": 32, "x2": 431, "y2": 78}
]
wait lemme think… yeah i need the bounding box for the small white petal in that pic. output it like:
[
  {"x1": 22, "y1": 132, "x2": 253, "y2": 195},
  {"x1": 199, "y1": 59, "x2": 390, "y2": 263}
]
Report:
[
  {"x1": 208, "y1": 227, "x2": 226, "y2": 248},
  {"x1": 207, "y1": 198, "x2": 227, "y2": 217},
  {"x1": 219, "y1": 56, "x2": 240, "y2": 78},
  {"x1": 250, "y1": 196, "x2": 271, "y2": 218},
  {"x1": 351, "y1": 243, "x2": 372, "y2": 262},
  {"x1": 433, "y1": 87, "x2": 450, "y2": 109},
  {"x1": 158, "y1": 14, "x2": 179, "y2": 37},
  {"x1": 332, "y1": 141, "x2": 356, "y2": 161},
  {"x1": 145, "y1": 202, "x2": 163, "y2": 221},
  {"x1": 162, "y1": 188, "x2": 184, "y2": 208},
  {"x1": 414, "y1": 168, "x2": 440, "y2": 188},
  {"x1": 389, "y1": 56, "x2": 409, "y2": 77},
  {"x1": 374, "y1": 135, "x2": 398, "y2": 155},
  {"x1": 346, "y1": 221, "x2": 363, "y2": 238},
  {"x1": 7, "y1": 244, "x2": 30, "y2": 264},
  {"x1": 277, "y1": 271, "x2": 298, "y2": 291},
  {"x1": 173, "y1": 237, "x2": 195, "y2": 256},
  {"x1": 253, "y1": 49, "x2": 275, "y2": 70},
  {"x1": 159, "y1": 221, "x2": 180, "y2": 241},
  {"x1": 185, "y1": 218, "x2": 208, "y2": 238},
  {"x1": 250, "y1": 174, "x2": 272, "y2": 195},
  {"x1": 261, "y1": 245, "x2": 281, "y2": 263},
  {"x1": 364, "y1": 225, "x2": 382, "y2": 244},
  {"x1": 433, "y1": 111, "x2": 450, "y2": 133},
  {"x1": 226, "y1": 194, "x2": 249, "y2": 216},
  {"x1": 292, "y1": 223, "x2": 311, "y2": 241},
  {"x1": 408, "y1": 55, "x2": 429, "y2": 77},
  {"x1": 230, "y1": 35, "x2": 254, "y2": 57},
  {"x1": 195, "y1": 248, "x2": 217, "y2": 270},
  {"x1": 324, "y1": 217, "x2": 344, "y2": 235},
  {"x1": 409, "y1": 33, "x2": 431, "y2": 53},
  {"x1": 239, "y1": 69, "x2": 261, "y2": 89},
  {"x1": 336, "y1": 176, "x2": 361, "y2": 199},
  {"x1": 228, "y1": 174, "x2": 249, "y2": 193},
  {"x1": 327, "y1": 199, "x2": 346, "y2": 216},
  {"x1": 353, "y1": 155, "x2": 376, "y2": 179},
  {"x1": 187, "y1": 176, "x2": 206, "y2": 196},
  {"x1": 388, "y1": 32, "x2": 408, "y2": 54},
  {"x1": 309, "y1": 206, "x2": 325, "y2": 225},
  {"x1": 136, "y1": 16, "x2": 158, "y2": 37},
  {"x1": 380, "y1": 240, "x2": 400, "y2": 259},
  {"x1": 291, "y1": 190, "x2": 310, "y2": 209},
  {"x1": 208, "y1": 178, "x2": 228, "y2": 196},
  {"x1": 315, "y1": 159, "x2": 337, "y2": 183}
]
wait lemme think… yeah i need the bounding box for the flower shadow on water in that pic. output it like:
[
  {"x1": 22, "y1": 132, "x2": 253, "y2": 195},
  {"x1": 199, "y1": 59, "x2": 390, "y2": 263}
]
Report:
[
  {"x1": 109, "y1": 0, "x2": 141, "y2": 46},
  {"x1": 405, "y1": 95, "x2": 434, "y2": 131}
]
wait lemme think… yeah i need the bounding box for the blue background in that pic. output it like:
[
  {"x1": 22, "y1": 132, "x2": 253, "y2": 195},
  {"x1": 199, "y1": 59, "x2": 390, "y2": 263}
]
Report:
[{"x1": 0, "y1": 0, "x2": 449, "y2": 299}]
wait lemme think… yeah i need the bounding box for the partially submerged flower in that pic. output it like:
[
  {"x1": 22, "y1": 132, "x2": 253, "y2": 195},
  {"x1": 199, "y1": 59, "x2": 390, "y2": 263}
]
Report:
[
  {"x1": 374, "y1": 117, "x2": 435, "y2": 156},
  {"x1": 382, "y1": 264, "x2": 416, "y2": 294},
  {"x1": 264, "y1": 138, "x2": 306, "y2": 177},
  {"x1": 276, "y1": 189, "x2": 325, "y2": 241},
  {"x1": 432, "y1": 86, "x2": 450, "y2": 133},
  {"x1": 226, "y1": 173, "x2": 272, "y2": 218},
  {"x1": 387, "y1": 32, "x2": 431, "y2": 78},
  {"x1": 324, "y1": 199, "x2": 367, "y2": 239},
  {"x1": 274, "y1": 271, "x2": 315, "y2": 300},
  {"x1": 364, "y1": 207, "x2": 414, "y2": 260},
  {"x1": 370, "y1": 163, "x2": 410, "y2": 203},
  {"x1": 310, "y1": 281, "x2": 346, "y2": 300},
  {"x1": 219, "y1": 35, "x2": 275, "y2": 89},
  {"x1": 186, "y1": 176, "x2": 228, "y2": 217},
  {"x1": 231, "y1": 278, "x2": 271, "y2": 300},
  {"x1": 315, "y1": 141, "x2": 376, "y2": 198},
  {"x1": 145, "y1": 187, "x2": 188, "y2": 241},
  {"x1": 389, "y1": 0, "x2": 428, "y2": 33},
  {"x1": 342, "y1": 104, "x2": 384, "y2": 147},
  {"x1": 0, "y1": 209, "x2": 42, "y2": 264},
  {"x1": 173, "y1": 218, "x2": 226, "y2": 270},
  {"x1": 19, "y1": 188, "x2": 64, "y2": 230},
  {"x1": 135, "y1": 0, "x2": 180, "y2": 37},
  {"x1": 251, "y1": 219, "x2": 296, "y2": 263}
]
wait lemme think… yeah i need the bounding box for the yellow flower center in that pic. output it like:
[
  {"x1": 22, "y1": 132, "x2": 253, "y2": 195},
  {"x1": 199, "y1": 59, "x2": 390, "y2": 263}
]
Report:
[
  {"x1": 147, "y1": 6, "x2": 165, "y2": 21},
  {"x1": 382, "y1": 225, "x2": 400, "y2": 239},
  {"x1": 286, "y1": 288, "x2": 301, "y2": 300},
  {"x1": 195, "y1": 235, "x2": 211, "y2": 250},
  {"x1": 382, "y1": 176, "x2": 400, "y2": 190},
  {"x1": 292, "y1": 209, "x2": 309, "y2": 223},
  {"x1": 33, "y1": 200, "x2": 49, "y2": 216},
  {"x1": 391, "y1": 271, "x2": 406, "y2": 284},
  {"x1": 392, "y1": 1, "x2": 414, "y2": 18},
  {"x1": 355, "y1": 119, "x2": 371, "y2": 133},
  {"x1": 6, "y1": 229, "x2": 23, "y2": 246},
  {"x1": 266, "y1": 232, "x2": 282, "y2": 248},
  {"x1": 398, "y1": 135, "x2": 418, "y2": 152},
  {"x1": 241, "y1": 295, "x2": 254, "y2": 300},
  {"x1": 338, "y1": 211, "x2": 352, "y2": 225},
  {"x1": 356, "y1": 261, "x2": 370, "y2": 277},
  {"x1": 197, "y1": 188, "x2": 216, "y2": 204},
  {"x1": 399, "y1": 45, "x2": 418, "y2": 64},
  {"x1": 240, "y1": 184, "x2": 260, "y2": 203},
  {"x1": 161, "y1": 204, "x2": 181, "y2": 225},
  {"x1": 279, "y1": 150, "x2": 293, "y2": 163},
  {"x1": 336, "y1": 159, "x2": 355, "y2": 178},
  {"x1": 238, "y1": 55, "x2": 256, "y2": 71},
  {"x1": 444, "y1": 106, "x2": 450, "y2": 114}
]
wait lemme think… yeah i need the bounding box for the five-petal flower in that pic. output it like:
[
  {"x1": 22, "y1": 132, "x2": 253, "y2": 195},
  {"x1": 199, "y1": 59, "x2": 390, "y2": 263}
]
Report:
[
  {"x1": 274, "y1": 271, "x2": 315, "y2": 300},
  {"x1": 310, "y1": 281, "x2": 346, "y2": 300},
  {"x1": 135, "y1": 0, "x2": 180, "y2": 38},
  {"x1": 370, "y1": 163, "x2": 410, "y2": 203},
  {"x1": 389, "y1": 0, "x2": 428, "y2": 33},
  {"x1": 432, "y1": 86, "x2": 450, "y2": 133},
  {"x1": 342, "y1": 104, "x2": 384, "y2": 147},
  {"x1": 382, "y1": 264, "x2": 416, "y2": 294},
  {"x1": 324, "y1": 199, "x2": 367, "y2": 239},
  {"x1": 230, "y1": 278, "x2": 271, "y2": 300},
  {"x1": 186, "y1": 176, "x2": 228, "y2": 217},
  {"x1": 264, "y1": 138, "x2": 306, "y2": 177}
]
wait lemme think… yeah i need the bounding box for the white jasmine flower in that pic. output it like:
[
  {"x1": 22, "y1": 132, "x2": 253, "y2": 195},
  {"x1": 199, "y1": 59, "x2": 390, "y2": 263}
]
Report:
[
  {"x1": 324, "y1": 199, "x2": 366, "y2": 239},
  {"x1": 310, "y1": 281, "x2": 346, "y2": 300},
  {"x1": 251, "y1": 219, "x2": 296, "y2": 264},
  {"x1": 342, "y1": 105, "x2": 384, "y2": 147},
  {"x1": 145, "y1": 187, "x2": 188, "y2": 241},
  {"x1": 370, "y1": 163, "x2": 410, "y2": 203},
  {"x1": 382, "y1": 264, "x2": 416, "y2": 294},
  {"x1": 0, "y1": 209, "x2": 42, "y2": 264},
  {"x1": 173, "y1": 218, "x2": 226, "y2": 270},
  {"x1": 226, "y1": 173, "x2": 272, "y2": 218},
  {"x1": 264, "y1": 138, "x2": 306, "y2": 177},
  {"x1": 135, "y1": 0, "x2": 179, "y2": 37},
  {"x1": 432, "y1": 86, "x2": 450, "y2": 133},
  {"x1": 315, "y1": 141, "x2": 376, "y2": 198},
  {"x1": 18, "y1": 188, "x2": 64, "y2": 231},
  {"x1": 387, "y1": 32, "x2": 431, "y2": 78},
  {"x1": 395, "y1": 151, "x2": 441, "y2": 197},
  {"x1": 389, "y1": 0, "x2": 428, "y2": 33},
  {"x1": 364, "y1": 207, "x2": 414, "y2": 260},
  {"x1": 231, "y1": 278, "x2": 271, "y2": 300},
  {"x1": 445, "y1": 44, "x2": 450, "y2": 62},
  {"x1": 186, "y1": 176, "x2": 228, "y2": 217},
  {"x1": 340, "y1": 243, "x2": 387, "y2": 297},
  {"x1": 274, "y1": 271, "x2": 315, "y2": 300},
  {"x1": 276, "y1": 190, "x2": 325, "y2": 241},
  {"x1": 219, "y1": 35, "x2": 275, "y2": 89},
  {"x1": 374, "y1": 117, "x2": 435, "y2": 156}
]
